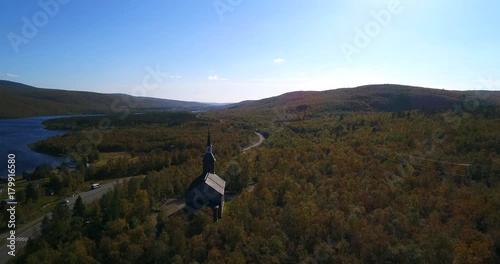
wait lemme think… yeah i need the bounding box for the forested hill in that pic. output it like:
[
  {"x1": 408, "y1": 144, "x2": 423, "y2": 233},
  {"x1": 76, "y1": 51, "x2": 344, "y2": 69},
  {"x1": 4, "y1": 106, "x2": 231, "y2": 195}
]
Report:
[
  {"x1": 225, "y1": 84, "x2": 500, "y2": 115},
  {"x1": 0, "y1": 80, "x2": 213, "y2": 118}
]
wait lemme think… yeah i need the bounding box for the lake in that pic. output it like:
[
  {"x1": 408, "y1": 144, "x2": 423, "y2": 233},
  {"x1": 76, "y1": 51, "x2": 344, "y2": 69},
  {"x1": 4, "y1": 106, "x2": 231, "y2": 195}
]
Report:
[{"x1": 0, "y1": 116, "x2": 69, "y2": 179}]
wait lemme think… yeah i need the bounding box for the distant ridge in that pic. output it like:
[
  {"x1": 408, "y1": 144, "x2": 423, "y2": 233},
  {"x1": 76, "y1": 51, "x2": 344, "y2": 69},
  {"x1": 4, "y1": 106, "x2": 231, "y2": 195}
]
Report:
[
  {"x1": 3, "y1": 81, "x2": 499, "y2": 119},
  {"x1": 0, "y1": 80, "x2": 213, "y2": 118},
  {"x1": 224, "y1": 84, "x2": 500, "y2": 114}
]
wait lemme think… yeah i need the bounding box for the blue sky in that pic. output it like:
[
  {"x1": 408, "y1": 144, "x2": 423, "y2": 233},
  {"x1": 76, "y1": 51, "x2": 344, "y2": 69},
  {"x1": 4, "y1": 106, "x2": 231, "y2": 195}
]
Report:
[{"x1": 1, "y1": 0, "x2": 499, "y2": 102}]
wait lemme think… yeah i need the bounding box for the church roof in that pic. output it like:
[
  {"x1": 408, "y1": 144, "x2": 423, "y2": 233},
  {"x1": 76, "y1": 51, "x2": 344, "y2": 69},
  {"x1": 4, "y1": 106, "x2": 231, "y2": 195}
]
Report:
[{"x1": 204, "y1": 172, "x2": 225, "y2": 195}]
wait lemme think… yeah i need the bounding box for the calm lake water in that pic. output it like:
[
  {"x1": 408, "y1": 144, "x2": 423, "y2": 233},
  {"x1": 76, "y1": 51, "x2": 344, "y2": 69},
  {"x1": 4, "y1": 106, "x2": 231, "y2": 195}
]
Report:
[{"x1": 0, "y1": 116, "x2": 69, "y2": 178}]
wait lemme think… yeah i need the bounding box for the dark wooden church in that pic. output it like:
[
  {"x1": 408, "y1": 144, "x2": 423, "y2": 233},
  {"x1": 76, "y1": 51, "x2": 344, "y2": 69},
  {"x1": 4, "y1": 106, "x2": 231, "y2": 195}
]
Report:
[{"x1": 185, "y1": 132, "x2": 225, "y2": 221}]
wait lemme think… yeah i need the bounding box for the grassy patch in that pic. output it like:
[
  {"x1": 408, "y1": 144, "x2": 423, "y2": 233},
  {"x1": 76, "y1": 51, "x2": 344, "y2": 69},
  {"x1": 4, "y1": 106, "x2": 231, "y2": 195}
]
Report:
[{"x1": 94, "y1": 152, "x2": 133, "y2": 167}]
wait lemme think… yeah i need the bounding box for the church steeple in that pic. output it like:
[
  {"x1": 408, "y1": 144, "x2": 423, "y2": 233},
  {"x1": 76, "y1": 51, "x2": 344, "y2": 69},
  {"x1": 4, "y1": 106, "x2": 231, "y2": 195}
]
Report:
[
  {"x1": 203, "y1": 131, "x2": 215, "y2": 174},
  {"x1": 206, "y1": 131, "x2": 212, "y2": 153}
]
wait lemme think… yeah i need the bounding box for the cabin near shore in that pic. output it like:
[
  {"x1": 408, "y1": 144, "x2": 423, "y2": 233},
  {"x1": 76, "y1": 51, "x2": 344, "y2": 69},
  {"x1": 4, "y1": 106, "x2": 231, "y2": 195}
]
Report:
[{"x1": 185, "y1": 132, "x2": 225, "y2": 222}]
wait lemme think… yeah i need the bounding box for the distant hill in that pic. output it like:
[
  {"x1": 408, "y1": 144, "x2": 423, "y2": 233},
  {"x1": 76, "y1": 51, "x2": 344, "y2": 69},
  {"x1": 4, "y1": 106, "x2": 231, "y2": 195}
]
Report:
[
  {"x1": 3, "y1": 81, "x2": 499, "y2": 119},
  {"x1": 224, "y1": 84, "x2": 500, "y2": 116},
  {"x1": 0, "y1": 80, "x2": 213, "y2": 118}
]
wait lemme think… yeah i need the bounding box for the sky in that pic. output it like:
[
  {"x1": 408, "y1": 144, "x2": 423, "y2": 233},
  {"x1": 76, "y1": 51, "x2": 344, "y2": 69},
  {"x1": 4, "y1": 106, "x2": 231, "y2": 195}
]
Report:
[{"x1": 1, "y1": 0, "x2": 500, "y2": 103}]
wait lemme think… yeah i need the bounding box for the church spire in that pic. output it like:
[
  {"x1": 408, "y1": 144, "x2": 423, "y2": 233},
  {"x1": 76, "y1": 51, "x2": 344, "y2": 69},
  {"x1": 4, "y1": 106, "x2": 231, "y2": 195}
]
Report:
[
  {"x1": 203, "y1": 131, "x2": 215, "y2": 174},
  {"x1": 206, "y1": 131, "x2": 212, "y2": 153}
]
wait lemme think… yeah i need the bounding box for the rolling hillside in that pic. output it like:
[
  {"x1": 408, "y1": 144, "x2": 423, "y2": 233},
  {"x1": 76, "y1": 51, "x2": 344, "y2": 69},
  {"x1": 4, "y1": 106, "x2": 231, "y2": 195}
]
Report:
[
  {"x1": 0, "y1": 80, "x2": 213, "y2": 118},
  {"x1": 224, "y1": 84, "x2": 500, "y2": 116},
  {"x1": 3, "y1": 81, "x2": 499, "y2": 119}
]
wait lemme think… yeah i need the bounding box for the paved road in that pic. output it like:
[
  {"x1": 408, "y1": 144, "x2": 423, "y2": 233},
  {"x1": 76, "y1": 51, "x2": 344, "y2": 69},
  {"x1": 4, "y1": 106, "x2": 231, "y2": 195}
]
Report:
[
  {"x1": 0, "y1": 177, "x2": 134, "y2": 263},
  {"x1": 243, "y1": 132, "x2": 265, "y2": 152}
]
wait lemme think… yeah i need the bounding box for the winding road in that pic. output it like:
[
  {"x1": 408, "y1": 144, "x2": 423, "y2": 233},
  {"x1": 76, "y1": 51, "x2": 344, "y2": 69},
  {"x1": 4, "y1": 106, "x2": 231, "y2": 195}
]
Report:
[{"x1": 243, "y1": 132, "x2": 265, "y2": 152}]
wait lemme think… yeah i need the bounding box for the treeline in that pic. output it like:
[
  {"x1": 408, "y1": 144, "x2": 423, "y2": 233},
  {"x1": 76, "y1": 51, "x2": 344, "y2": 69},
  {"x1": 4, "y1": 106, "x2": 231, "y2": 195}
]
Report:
[
  {"x1": 13, "y1": 108, "x2": 500, "y2": 263},
  {"x1": 41, "y1": 111, "x2": 200, "y2": 130},
  {"x1": 32, "y1": 112, "x2": 253, "y2": 159},
  {"x1": 28, "y1": 110, "x2": 259, "y2": 193}
]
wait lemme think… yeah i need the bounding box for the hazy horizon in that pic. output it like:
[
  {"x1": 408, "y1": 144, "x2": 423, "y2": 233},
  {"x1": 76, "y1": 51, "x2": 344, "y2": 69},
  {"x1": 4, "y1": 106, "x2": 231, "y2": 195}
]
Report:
[{"x1": 2, "y1": 1, "x2": 500, "y2": 102}]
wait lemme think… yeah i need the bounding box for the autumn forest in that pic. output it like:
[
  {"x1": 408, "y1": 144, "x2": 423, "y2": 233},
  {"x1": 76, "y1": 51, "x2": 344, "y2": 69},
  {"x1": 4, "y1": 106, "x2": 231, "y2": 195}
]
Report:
[{"x1": 6, "y1": 86, "x2": 500, "y2": 263}]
